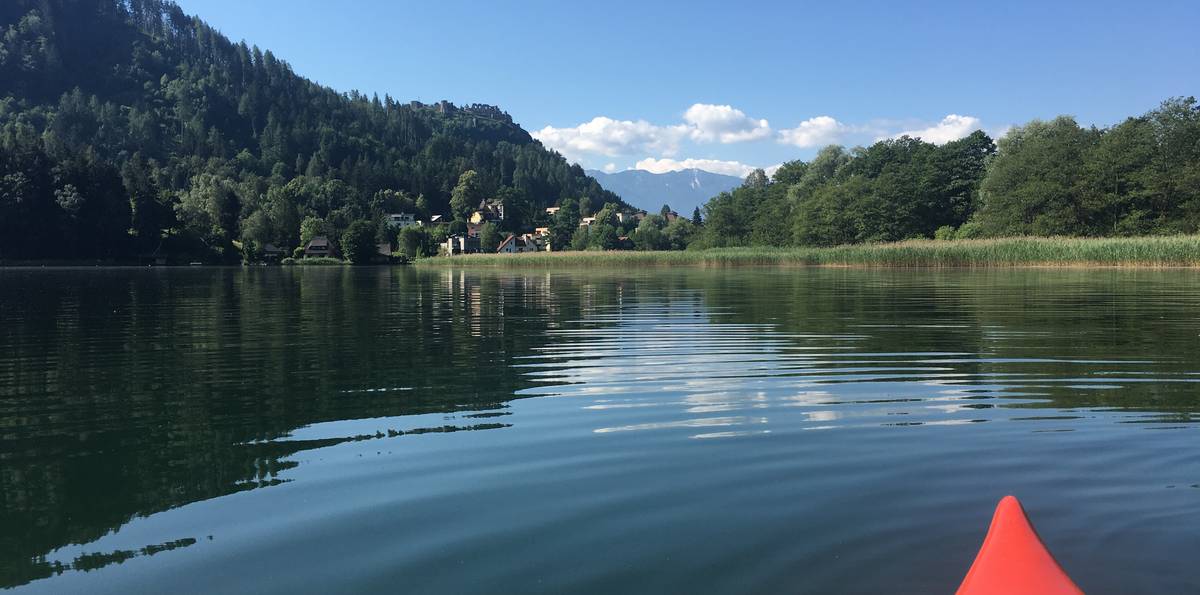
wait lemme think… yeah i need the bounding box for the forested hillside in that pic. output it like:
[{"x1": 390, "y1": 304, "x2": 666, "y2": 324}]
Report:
[
  {"x1": 694, "y1": 98, "x2": 1200, "y2": 249},
  {"x1": 0, "y1": 0, "x2": 619, "y2": 261}
]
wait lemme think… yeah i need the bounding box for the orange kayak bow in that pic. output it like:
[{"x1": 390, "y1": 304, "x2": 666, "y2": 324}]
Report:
[{"x1": 956, "y1": 496, "x2": 1083, "y2": 595}]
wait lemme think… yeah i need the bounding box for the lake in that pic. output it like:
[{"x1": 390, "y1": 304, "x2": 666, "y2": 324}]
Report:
[{"x1": 1, "y1": 266, "x2": 1197, "y2": 593}]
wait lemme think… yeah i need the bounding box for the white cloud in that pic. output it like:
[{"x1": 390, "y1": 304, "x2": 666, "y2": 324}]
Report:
[
  {"x1": 536, "y1": 107, "x2": 990, "y2": 168},
  {"x1": 683, "y1": 103, "x2": 771, "y2": 143},
  {"x1": 778, "y1": 116, "x2": 846, "y2": 148},
  {"x1": 886, "y1": 114, "x2": 982, "y2": 144},
  {"x1": 602, "y1": 163, "x2": 619, "y2": 173},
  {"x1": 532, "y1": 117, "x2": 688, "y2": 161},
  {"x1": 533, "y1": 103, "x2": 770, "y2": 163},
  {"x1": 635, "y1": 157, "x2": 760, "y2": 178}
]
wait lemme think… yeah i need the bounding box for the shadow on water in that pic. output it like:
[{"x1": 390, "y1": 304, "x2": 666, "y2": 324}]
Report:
[
  {"x1": 0, "y1": 266, "x2": 1198, "y2": 590},
  {"x1": 0, "y1": 267, "x2": 637, "y2": 586}
]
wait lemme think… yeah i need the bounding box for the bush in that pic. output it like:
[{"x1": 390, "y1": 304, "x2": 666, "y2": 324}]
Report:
[
  {"x1": 934, "y1": 225, "x2": 957, "y2": 240},
  {"x1": 955, "y1": 221, "x2": 984, "y2": 240},
  {"x1": 341, "y1": 220, "x2": 378, "y2": 264},
  {"x1": 570, "y1": 226, "x2": 590, "y2": 251},
  {"x1": 281, "y1": 257, "x2": 297, "y2": 265},
  {"x1": 663, "y1": 218, "x2": 696, "y2": 250},
  {"x1": 479, "y1": 222, "x2": 501, "y2": 252},
  {"x1": 398, "y1": 226, "x2": 434, "y2": 258}
]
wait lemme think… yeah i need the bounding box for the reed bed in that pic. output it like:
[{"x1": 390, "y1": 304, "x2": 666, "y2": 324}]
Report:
[{"x1": 416, "y1": 236, "x2": 1200, "y2": 268}]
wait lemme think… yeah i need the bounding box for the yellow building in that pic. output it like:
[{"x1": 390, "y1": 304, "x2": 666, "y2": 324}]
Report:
[{"x1": 469, "y1": 199, "x2": 505, "y2": 225}]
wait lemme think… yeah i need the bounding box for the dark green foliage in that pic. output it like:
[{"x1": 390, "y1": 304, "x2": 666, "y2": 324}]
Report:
[
  {"x1": 570, "y1": 225, "x2": 590, "y2": 251},
  {"x1": 549, "y1": 198, "x2": 580, "y2": 251},
  {"x1": 633, "y1": 214, "x2": 667, "y2": 251},
  {"x1": 0, "y1": 0, "x2": 621, "y2": 261},
  {"x1": 694, "y1": 98, "x2": 1200, "y2": 249},
  {"x1": 493, "y1": 186, "x2": 525, "y2": 232},
  {"x1": 663, "y1": 218, "x2": 695, "y2": 250},
  {"x1": 589, "y1": 223, "x2": 619, "y2": 250},
  {"x1": 692, "y1": 169, "x2": 794, "y2": 248},
  {"x1": 975, "y1": 98, "x2": 1200, "y2": 237},
  {"x1": 974, "y1": 117, "x2": 1097, "y2": 236},
  {"x1": 450, "y1": 170, "x2": 482, "y2": 221},
  {"x1": 2, "y1": 1, "x2": 1196, "y2": 259},
  {"x1": 479, "y1": 222, "x2": 500, "y2": 252},
  {"x1": 771, "y1": 160, "x2": 808, "y2": 185},
  {"x1": 789, "y1": 135, "x2": 995, "y2": 246},
  {"x1": 397, "y1": 226, "x2": 433, "y2": 258},
  {"x1": 340, "y1": 220, "x2": 375, "y2": 264}
]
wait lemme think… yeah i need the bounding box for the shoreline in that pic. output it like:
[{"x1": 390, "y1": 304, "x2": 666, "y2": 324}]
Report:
[
  {"x1": 7, "y1": 236, "x2": 1200, "y2": 269},
  {"x1": 415, "y1": 236, "x2": 1200, "y2": 269}
]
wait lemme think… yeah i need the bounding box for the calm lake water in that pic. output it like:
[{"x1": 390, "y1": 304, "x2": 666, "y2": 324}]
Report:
[{"x1": 1, "y1": 267, "x2": 1198, "y2": 593}]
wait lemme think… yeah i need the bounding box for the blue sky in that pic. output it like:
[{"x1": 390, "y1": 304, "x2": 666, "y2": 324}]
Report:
[{"x1": 175, "y1": 0, "x2": 1198, "y2": 176}]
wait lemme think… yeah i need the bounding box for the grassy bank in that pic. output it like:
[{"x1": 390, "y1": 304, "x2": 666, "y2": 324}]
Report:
[
  {"x1": 281, "y1": 256, "x2": 346, "y2": 266},
  {"x1": 416, "y1": 236, "x2": 1200, "y2": 268}
]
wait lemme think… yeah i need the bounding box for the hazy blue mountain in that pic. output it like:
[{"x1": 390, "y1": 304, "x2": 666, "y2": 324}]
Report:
[{"x1": 586, "y1": 168, "x2": 744, "y2": 215}]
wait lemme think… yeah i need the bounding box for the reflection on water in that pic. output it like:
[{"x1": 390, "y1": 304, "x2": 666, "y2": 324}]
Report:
[{"x1": 1, "y1": 267, "x2": 1198, "y2": 593}]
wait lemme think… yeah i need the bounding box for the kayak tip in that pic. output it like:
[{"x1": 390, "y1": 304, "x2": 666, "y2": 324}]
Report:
[{"x1": 956, "y1": 495, "x2": 1083, "y2": 595}]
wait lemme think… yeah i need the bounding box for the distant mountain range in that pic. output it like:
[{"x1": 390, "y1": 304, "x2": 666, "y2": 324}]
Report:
[{"x1": 586, "y1": 168, "x2": 744, "y2": 215}]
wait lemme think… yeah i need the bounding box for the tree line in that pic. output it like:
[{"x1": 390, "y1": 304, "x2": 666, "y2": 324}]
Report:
[
  {"x1": 691, "y1": 97, "x2": 1200, "y2": 249},
  {"x1": 0, "y1": 0, "x2": 621, "y2": 262},
  {"x1": 1, "y1": 2, "x2": 1197, "y2": 262}
]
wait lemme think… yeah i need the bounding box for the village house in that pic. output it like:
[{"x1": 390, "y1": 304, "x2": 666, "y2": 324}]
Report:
[
  {"x1": 469, "y1": 199, "x2": 505, "y2": 224},
  {"x1": 386, "y1": 213, "x2": 422, "y2": 229},
  {"x1": 534, "y1": 227, "x2": 550, "y2": 237},
  {"x1": 616, "y1": 211, "x2": 647, "y2": 224},
  {"x1": 303, "y1": 235, "x2": 337, "y2": 258},
  {"x1": 444, "y1": 235, "x2": 481, "y2": 256},
  {"x1": 579, "y1": 216, "x2": 596, "y2": 228},
  {"x1": 261, "y1": 243, "x2": 287, "y2": 261},
  {"x1": 496, "y1": 234, "x2": 540, "y2": 254},
  {"x1": 532, "y1": 233, "x2": 552, "y2": 252},
  {"x1": 544, "y1": 206, "x2": 560, "y2": 217}
]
